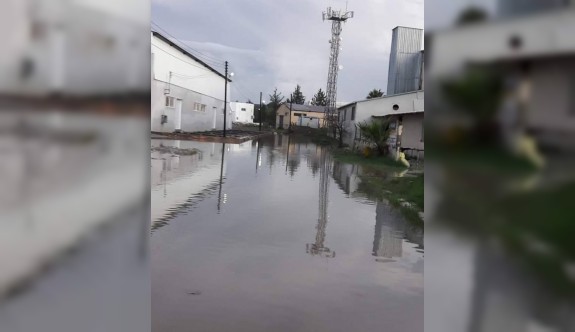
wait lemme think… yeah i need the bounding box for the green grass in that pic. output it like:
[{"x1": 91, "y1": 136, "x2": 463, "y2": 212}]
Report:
[
  {"x1": 358, "y1": 174, "x2": 424, "y2": 225},
  {"x1": 438, "y1": 176, "x2": 575, "y2": 297},
  {"x1": 289, "y1": 127, "x2": 338, "y2": 146},
  {"x1": 427, "y1": 145, "x2": 537, "y2": 176},
  {"x1": 332, "y1": 150, "x2": 422, "y2": 225},
  {"x1": 333, "y1": 150, "x2": 407, "y2": 170}
]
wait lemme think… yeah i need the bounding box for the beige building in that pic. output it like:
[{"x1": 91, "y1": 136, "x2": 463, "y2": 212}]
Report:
[{"x1": 276, "y1": 103, "x2": 327, "y2": 129}]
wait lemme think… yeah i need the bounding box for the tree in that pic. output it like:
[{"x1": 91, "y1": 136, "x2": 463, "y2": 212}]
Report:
[
  {"x1": 289, "y1": 84, "x2": 306, "y2": 105},
  {"x1": 311, "y1": 88, "x2": 327, "y2": 106},
  {"x1": 442, "y1": 67, "x2": 503, "y2": 144},
  {"x1": 357, "y1": 118, "x2": 393, "y2": 155},
  {"x1": 456, "y1": 7, "x2": 487, "y2": 26},
  {"x1": 366, "y1": 89, "x2": 384, "y2": 99},
  {"x1": 267, "y1": 88, "x2": 284, "y2": 126}
]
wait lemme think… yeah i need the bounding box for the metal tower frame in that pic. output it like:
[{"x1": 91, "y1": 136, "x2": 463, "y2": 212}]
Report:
[
  {"x1": 322, "y1": 7, "x2": 354, "y2": 127},
  {"x1": 306, "y1": 146, "x2": 335, "y2": 258}
]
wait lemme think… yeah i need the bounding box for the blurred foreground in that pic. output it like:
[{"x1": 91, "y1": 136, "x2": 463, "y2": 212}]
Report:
[
  {"x1": 427, "y1": 1, "x2": 575, "y2": 331},
  {"x1": 0, "y1": 0, "x2": 150, "y2": 331}
]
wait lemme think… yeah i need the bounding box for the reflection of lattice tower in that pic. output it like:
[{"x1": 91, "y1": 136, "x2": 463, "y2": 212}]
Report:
[
  {"x1": 306, "y1": 147, "x2": 335, "y2": 258},
  {"x1": 322, "y1": 7, "x2": 354, "y2": 127}
]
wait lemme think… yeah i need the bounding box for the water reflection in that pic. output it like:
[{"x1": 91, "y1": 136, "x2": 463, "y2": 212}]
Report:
[
  {"x1": 373, "y1": 201, "x2": 424, "y2": 263},
  {"x1": 306, "y1": 147, "x2": 335, "y2": 258},
  {"x1": 150, "y1": 140, "x2": 225, "y2": 230},
  {"x1": 217, "y1": 143, "x2": 226, "y2": 213},
  {"x1": 152, "y1": 134, "x2": 423, "y2": 332}
]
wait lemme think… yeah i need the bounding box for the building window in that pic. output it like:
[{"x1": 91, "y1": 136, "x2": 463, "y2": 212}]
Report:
[
  {"x1": 241, "y1": 108, "x2": 246, "y2": 111},
  {"x1": 393, "y1": 104, "x2": 399, "y2": 111},
  {"x1": 351, "y1": 106, "x2": 356, "y2": 121},
  {"x1": 343, "y1": 109, "x2": 347, "y2": 121},
  {"x1": 165, "y1": 96, "x2": 175, "y2": 108},
  {"x1": 194, "y1": 103, "x2": 206, "y2": 112}
]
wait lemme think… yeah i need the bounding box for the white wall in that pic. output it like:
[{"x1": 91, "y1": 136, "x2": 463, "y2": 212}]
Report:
[
  {"x1": 152, "y1": 34, "x2": 226, "y2": 100},
  {"x1": 230, "y1": 102, "x2": 254, "y2": 123},
  {"x1": 0, "y1": 0, "x2": 150, "y2": 96},
  {"x1": 429, "y1": 10, "x2": 575, "y2": 78},
  {"x1": 430, "y1": 11, "x2": 575, "y2": 137},
  {"x1": 151, "y1": 33, "x2": 232, "y2": 133},
  {"x1": 401, "y1": 113, "x2": 424, "y2": 151}
]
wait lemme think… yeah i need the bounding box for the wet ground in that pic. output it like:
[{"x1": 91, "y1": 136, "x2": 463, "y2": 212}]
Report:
[
  {"x1": 151, "y1": 134, "x2": 424, "y2": 332},
  {"x1": 0, "y1": 111, "x2": 149, "y2": 332}
]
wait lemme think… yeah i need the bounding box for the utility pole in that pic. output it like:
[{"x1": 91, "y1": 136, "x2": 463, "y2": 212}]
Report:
[
  {"x1": 289, "y1": 93, "x2": 293, "y2": 130},
  {"x1": 322, "y1": 7, "x2": 353, "y2": 132},
  {"x1": 259, "y1": 91, "x2": 263, "y2": 132},
  {"x1": 223, "y1": 61, "x2": 228, "y2": 137}
]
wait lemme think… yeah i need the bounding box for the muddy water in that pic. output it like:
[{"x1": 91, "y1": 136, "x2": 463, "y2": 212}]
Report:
[{"x1": 151, "y1": 135, "x2": 423, "y2": 332}]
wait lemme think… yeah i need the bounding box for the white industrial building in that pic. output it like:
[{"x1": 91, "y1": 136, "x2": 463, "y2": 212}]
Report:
[
  {"x1": 151, "y1": 31, "x2": 233, "y2": 133},
  {"x1": 339, "y1": 91, "x2": 424, "y2": 157},
  {"x1": 428, "y1": 7, "x2": 575, "y2": 148},
  {"x1": 336, "y1": 25, "x2": 424, "y2": 157},
  {"x1": 0, "y1": 0, "x2": 149, "y2": 97},
  {"x1": 230, "y1": 102, "x2": 254, "y2": 124}
]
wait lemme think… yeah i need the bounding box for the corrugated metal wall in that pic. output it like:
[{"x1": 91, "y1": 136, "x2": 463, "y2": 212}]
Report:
[{"x1": 386, "y1": 27, "x2": 423, "y2": 96}]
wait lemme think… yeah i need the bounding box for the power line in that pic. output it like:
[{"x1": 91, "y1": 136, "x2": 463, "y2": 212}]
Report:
[
  {"x1": 151, "y1": 21, "x2": 226, "y2": 66},
  {"x1": 151, "y1": 21, "x2": 224, "y2": 63},
  {"x1": 231, "y1": 84, "x2": 252, "y2": 102},
  {"x1": 152, "y1": 44, "x2": 223, "y2": 74}
]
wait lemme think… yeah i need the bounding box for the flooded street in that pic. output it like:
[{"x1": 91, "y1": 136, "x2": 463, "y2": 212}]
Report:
[{"x1": 151, "y1": 135, "x2": 423, "y2": 332}]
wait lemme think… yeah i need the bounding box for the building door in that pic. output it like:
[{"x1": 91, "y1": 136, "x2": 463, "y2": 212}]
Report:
[
  {"x1": 174, "y1": 99, "x2": 183, "y2": 132},
  {"x1": 212, "y1": 107, "x2": 217, "y2": 129},
  {"x1": 279, "y1": 115, "x2": 284, "y2": 129}
]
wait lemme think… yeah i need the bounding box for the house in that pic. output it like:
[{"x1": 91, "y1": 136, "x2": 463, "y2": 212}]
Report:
[
  {"x1": 428, "y1": 6, "x2": 575, "y2": 149},
  {"x1": 275, "y1": 103, "x2": 327, "y2": 129},
  {"x1": 230, "y1": 102, "x2": 255, "y2": 124},
  {"x1": 338, "y1": 90, "x2": 424, "y2": 158},
  {"x1": 151, "y1": 31, "x2": 232, "y2": 133}
]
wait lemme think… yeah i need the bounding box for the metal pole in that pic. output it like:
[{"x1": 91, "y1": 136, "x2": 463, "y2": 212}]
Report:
[
  {"x1": 223, "y1": 61, "x2": 228, "y2": 137},
  {"x1": 259, "y1": 91, "x2": 263, "y2": 132},
  {"x1": 217, "y1": 143, "x2": 226, "y2": 212},
  {"x1": 289, "y1": 93, "x2": 293, "y2": 130}
]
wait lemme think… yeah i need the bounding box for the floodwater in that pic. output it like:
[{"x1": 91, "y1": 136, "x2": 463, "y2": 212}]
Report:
[{"x1": 151, "y1": 135, "x2": 423, "y2": 332}]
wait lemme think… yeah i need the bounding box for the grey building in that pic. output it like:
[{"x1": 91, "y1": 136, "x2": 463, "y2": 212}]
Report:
[{"x1": 386, "y1": 27, "x2": 424, "y2": 96}]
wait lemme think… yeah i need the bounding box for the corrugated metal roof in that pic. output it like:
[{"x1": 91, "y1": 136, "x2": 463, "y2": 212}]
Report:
[{"x1": 283, "y1": 103, "x2": 327, "y2": 113}]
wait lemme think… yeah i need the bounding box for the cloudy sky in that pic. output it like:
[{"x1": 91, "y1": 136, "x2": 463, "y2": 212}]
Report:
[{"x1": 152, "y1": 0, "x2": 423, "y2": 104}]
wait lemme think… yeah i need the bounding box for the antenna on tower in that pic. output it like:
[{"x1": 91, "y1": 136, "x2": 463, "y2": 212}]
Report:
[{"x1": 322, "y1": 6, "x2": 353, "y2": 132}]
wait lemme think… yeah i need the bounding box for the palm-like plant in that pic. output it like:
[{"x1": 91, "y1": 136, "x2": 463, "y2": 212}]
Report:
[
  {"x1": 366, "y1": 89, "x2": 384, "y2": 99},
  {"x1": 357, "y1": 118, "x2": 393, "y2": 155}
]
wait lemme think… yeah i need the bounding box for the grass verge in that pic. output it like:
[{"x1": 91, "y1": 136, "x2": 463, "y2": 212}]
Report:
[
  {"x1": 358, "y1": 173, "x2": 424, "y2": 226},
  {"x1": 333, "y1": 150, "x2": 407, "y2": 170}
]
